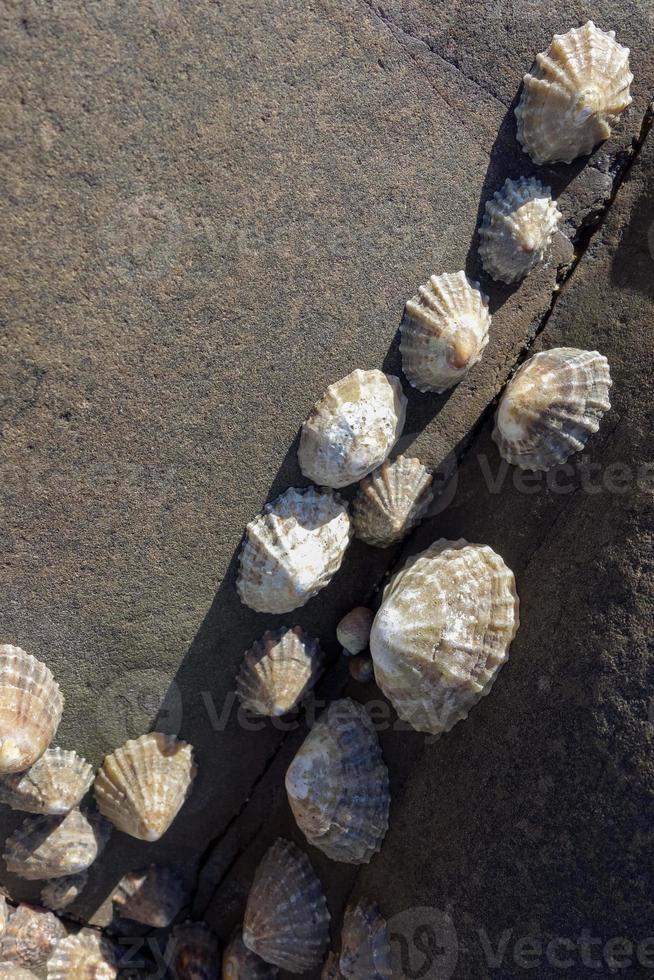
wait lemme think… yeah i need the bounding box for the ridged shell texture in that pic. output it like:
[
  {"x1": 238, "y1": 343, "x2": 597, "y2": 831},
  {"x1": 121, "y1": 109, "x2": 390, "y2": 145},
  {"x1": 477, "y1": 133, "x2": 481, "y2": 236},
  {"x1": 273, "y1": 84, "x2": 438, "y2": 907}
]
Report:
[{"x1": 236, "y1": 627, "x2": 323, "y2": 716}]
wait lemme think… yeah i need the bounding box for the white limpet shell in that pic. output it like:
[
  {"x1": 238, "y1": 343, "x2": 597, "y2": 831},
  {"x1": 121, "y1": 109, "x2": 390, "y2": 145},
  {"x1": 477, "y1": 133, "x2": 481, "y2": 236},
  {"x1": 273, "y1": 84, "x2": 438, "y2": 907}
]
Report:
[
  {"x1": 165, "y1": 921, "x2": 220, "y2": 980},
  {"x1": 515, "y1": 21, "x2": 633, "y2": 165},
  {"x1": 492, "y1": 348, "x2": 612, "y2": 471},
  {"x1": 339, "y1": 899, "x2": 391, "y2": 980},
  {"x1": 479, "y1": 177, "x2": 563, "y2": 284},
  {"x1": 41, "y1": 873, "x2": 88, "y2": 912},
  {"x1": 243, "y1": 838, "x2": 330, "y2": 973},
  {"x1": 236, "y1": 627, "x2": 323, "y2": 717},
  {"x1": 0, "y1": 646, "x2": 64, "y2": 775},
  {"x1": 336, "y1": 607, "x2": 374, "y2": 655},
  {"x1": 46, "y1": 929, "x2": 117, "y2": 980},
  {"x1": 3, "y1": 808, "x2": 111, "y2": 880},
  {"x1": 400, "y1": 272, "x2": 491, "y2": 393},
  {"x1": 113, "y1": 864, "x2": 186, "y2": 928},
  {"x1": 94, "y1": 732, "x2": 197, "y2": 842},
  {"x1": 237, "y1": 487, "x2": 352, "y2": 614},
  {"x1": 223, "y1": 932, "x2": 279, "y2": 980},
  {"x1": 0, "y1": 748, "x2": 94, "y2": 815},
  {"x1": 370, "y1": 539, "x2": 520, "y2": 735},
  {"x1": 298, "y1": 369, "x2": 407, "y2": 489},
  {"x1": 285, "y1": 699, "x2": 389, "y2": 864},
  {"x1": 352, "y1": 456, "x2": 434, "y2": 547},
  {"x1": 1, "y1": 903, "x2": 67, "y2": 970}
]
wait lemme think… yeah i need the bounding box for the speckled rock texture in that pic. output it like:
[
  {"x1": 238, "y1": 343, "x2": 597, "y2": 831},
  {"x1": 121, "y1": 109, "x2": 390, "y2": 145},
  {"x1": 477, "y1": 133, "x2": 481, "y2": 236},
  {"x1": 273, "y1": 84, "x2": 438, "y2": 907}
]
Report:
[{"x1": 1, "y1": 1, "x2": 653, "y2": 977}]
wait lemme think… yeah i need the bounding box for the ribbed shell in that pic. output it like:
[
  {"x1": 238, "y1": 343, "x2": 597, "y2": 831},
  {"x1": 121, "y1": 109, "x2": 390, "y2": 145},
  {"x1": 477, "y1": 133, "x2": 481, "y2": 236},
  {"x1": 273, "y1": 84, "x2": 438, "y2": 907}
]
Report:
[
  {"x1": 0, "y1": 966, "x2": 40, "y2": 979},
  {"x1": 46, "y1": 930, "x2": 117, "y2": 980},
  {"x1": 223, "y1": 933, "x2": 279, "y2": 980},
  {"x1": 1, "y1": 904, "x2": 67, "y2": 969},
  {"x1": 479, "y1": 177, "x2": 562, "y2": 284},
  {"x1": 339, "y1": 900, "x2": 391, "y2": 980},
  {"x1": 0, "y1": 748, "x2": 94, "y2": 815},
  {"x1": 352, "y1": 456, "x2": 434, "y2": 547},
  {"x1": 492, "y1": 348, "x2": 612, "y2": 470},
  {"x1": 243, "y1": 839, "x2": 330, "y2": 972},
  {"x1": 370, "y1": 539, "x2": 520, "y2": 734},
  {"x1": 113, "y1": 865, "x2": 186, "y2": 928},
  {"x1": 0, "y1": 646, "x2": 63, "y2": 775},
  {"x1": 285, "y1": 699, "x2": 389, "y2": 864},
  {"x1": 165, "y1": 921, "x2": 220, "y2": 980},
  {"x1": 400, "y1": 272, "x2": 490, "y2": 393},
  {"x1": 237, "y1": 487, "x2": 352, "y2": 614},
  {"x1": 41, "y1": 873, "x2": 88, "y2": 912},
  {"x1": 94, "y1": 733, "x2": 197, "y2": 841},
  {"x1": 336, "y1": 607, "x2": 374, "y2": 656},
  {"x1": 515, "y1": 21, "x2": 633, "y2": 164},
  {"x1": 298, "y1": 370, "x2": 407, "y2": 489},
  {"x1": 236, "y1": 627, "x2": 323, "y2": 717},
  {"x1": 3, "y1": 808, "x2": 111, "y2": 880}
]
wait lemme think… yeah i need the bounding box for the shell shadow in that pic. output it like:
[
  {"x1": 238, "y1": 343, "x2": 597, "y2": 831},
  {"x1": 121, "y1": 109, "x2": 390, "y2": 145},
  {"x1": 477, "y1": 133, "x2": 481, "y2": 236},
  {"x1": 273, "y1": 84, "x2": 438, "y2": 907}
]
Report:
[{"x1": 609, "y1": 178, "x2": 654, "y2": 299}]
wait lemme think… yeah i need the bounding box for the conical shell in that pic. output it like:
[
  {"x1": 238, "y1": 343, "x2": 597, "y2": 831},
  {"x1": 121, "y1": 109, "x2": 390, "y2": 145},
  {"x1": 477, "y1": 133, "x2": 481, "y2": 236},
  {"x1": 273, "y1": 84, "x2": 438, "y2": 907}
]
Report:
[
  {"x1": 41, "y1": 873, "x2": 88, "y2": 912},
  {"x1": 4, "y1": 808, "x2": 111, "y2": 880},
  {"x1": 285, "y1": 699, "x2": 389, "y2": 864},
  {"x1": 492, "y1": 348, "x2": 612, "y2": 471},
  {"x1": 336, "y1": 607, "x2": 374, "y2": 655},
  {"x1": 46, "y1": 929, "x2": 117, "y2": 980},
  {"x1": 339, "y1": 899, "x2": 391, "y2": 980},
  {"x1": 0, "y1": 646, "x2": 63, "y2": 775},
  {"x1": 237, "y1": 487, "x2": 352, "y2": 614},
  {"x1": 515, "y1": 21, "x2": 632, "y2": 165},
  {"x1": 165, "y1": 921, "x2": 220, "y2": 980},
  {"x1": 352, "y1": 456, "x2": 434, "y2": 547},
  {"x1": 112, "y1": 864, "x2": 186, "y2": 928},
  {"x1": 400, "y1": 272, "x2": 490, "y2": 393},
  {"x1": 0, "y1": 966, "x2": 39, "y2": 979},
  {"x1": 243, "y1": 839, "x2": 330, "y2": 972},
  {"x1": 321, "y1": 952, "x2": 344, "y2": 980},
  {"x1": 479, "y1": 177, "x2": 562, "y2": 284},
  {"x1": 370, "y1": 539, "x2": 520, "y2": 734},
  {"x1": 223, "y1": 932, "x2": 279, "y2": 980},
  {"x1": 236, "y1": 627, "x2": 323, "y2": 717},
  {"x1": 298, "y1": 369, "x2": 407, "y2": 489},
  {"x1": 0, "y1": 748, "x2": 94, "y2": 815},
  {"x1": 94, "y1": 732, "x2": 197, "y2": 841},
  {"x1": 1, "y1": 903, "x2": 66, "y2": 969}
]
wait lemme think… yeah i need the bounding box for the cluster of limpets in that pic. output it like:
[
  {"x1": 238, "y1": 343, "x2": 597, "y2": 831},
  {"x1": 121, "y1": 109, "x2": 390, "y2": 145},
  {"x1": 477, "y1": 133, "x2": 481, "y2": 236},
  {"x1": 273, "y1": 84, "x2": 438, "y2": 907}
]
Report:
[{"x1": 0, "y1": 21, "x2": 629, "y2": 979}]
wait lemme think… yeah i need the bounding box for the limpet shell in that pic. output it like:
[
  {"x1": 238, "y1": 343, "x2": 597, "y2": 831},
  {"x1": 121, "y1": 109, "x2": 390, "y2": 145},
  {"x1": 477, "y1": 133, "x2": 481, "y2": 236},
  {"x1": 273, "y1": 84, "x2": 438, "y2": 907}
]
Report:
[
  {"x1": 4, "y1": 808, "x2": 111, "y2": 880},
  {"x1": 113, "y1": 864, "x2": 186, "y2": 928},
  {"x1": 243, "y1": 838, "x2": 330, "y2": 972},
  {"x1": 1, "y1": 903, "x2": 66, "y2": 969},
  {"x1": 237, "y1": 487, "x2": 352, "y2": 614},
  {"x1": 400, "y1": 272, "x2": 490, "y2": 393},
  {"x1": 298, "y1": 369, "x2": 407, "y2": 489},
  {"x1": 94, "y1": 732, "x2": 197, "y2": 841},
  {"x1": 285, "y1": 699, "x2": 389, "y2": 864},
  {"x1": 165, "y1": 921, "x2": 220, "y2": 980},
  {"x1": 352, "y1": 456, "x2": 434, "y2": 547},
  {"x1": 0, "y1": 748, "x2": 94, "y2": 815},
  {"x1": 370, "y1": 539, "x2": 520, "y2": 734},
  {"x1": 479, "y1": 177, "x2": 562, "y2": 285},
  {"x1": 0, "y1": 646, "x2": 63, "y2": 775},
  {"x1": 336, "y1": 607, "x2": 374, "y2": 655},
  {"x1": 236, "y1": 627, "x2": 323, "y2": 717},
  {"x1": 339, "y1": 899, "x2": 391, "y2": 980},
  {"x1": 492, "y1": 347, "x2": 612, "y2": 471},
  {"x1": 41, "y1": 873, "x2": 88, "y2": 912},
  {"x1": 46, "y1": 929, "x2": 117, "y2": 980},
  {"x1": 515, "y1": 21, "x2": 632, "y2": 165},
  {"x1": 223, "y1": 932, "x2": 279, "y2": 980}
]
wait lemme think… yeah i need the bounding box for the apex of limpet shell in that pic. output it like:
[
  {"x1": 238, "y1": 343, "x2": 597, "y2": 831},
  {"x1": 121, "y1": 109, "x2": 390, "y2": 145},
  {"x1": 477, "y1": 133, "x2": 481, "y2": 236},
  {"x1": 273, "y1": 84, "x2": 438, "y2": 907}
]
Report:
[
  {"x1": 479, "y1": 177, "x2": 562, "y2": 285},
  {"x1": 113, "y1": 864, "x2": 186, "y2": 928},
  {"x1": 336, "y1": 607, "x2": 374, "y2": 655},
  {"x1": 285, "y1": 699, "x2": 389, "y2": 864},
  {"x1": 243, "y1": 838, "x2": 330, "y2": 973},
  {"x1": 400, "y1": 272, "x2": 490, "y2": 393},
  {"x1": 236, "y1": 627, "x2": 323, "y2": 717},
  {"x1": 3, "y1": 808, "x2": 111, "y2": 880},
  {"x1": 1, "y1": 903, "x2": 67, "y2": 970},
  {"x1": 223, "y1": 931, "x2": 279, "y2": 980},
  {"x1": 340, "y1": 899, "x2": 391, "y2": 980},
  {"x1": 0, "y1": 645, "x2": 64, "y2": 775},
  {"x1": 94, "y1": 732, "x2": 197, "y2": 841},
  {"x1": 515, "y1": 21, "x2": 632, "y2": 165},
  {"x1": 41, "y1": 873, "x2": 88, "y2": 912},
  {"x1": 46, "y1": 929, "x2": 118, "y2": 980},
  {"x1": 0, "y1": 747, "x2": 94, "y2": 815},
  {"x1": 165, "y1": 921, "x2": 220, "y2": 980},
  {"x1": 237, "y1": 486, "x2": 352, "y2": 614},
  {"x1": 492, "y1": 347, "x2": 612, "y2": 471},
  {"x1": 352, "y1": 456, "x2": 434, "y2": 547},
  {"x1": 298, "y1": 369, "x2": 407, "y2": 488},
  {"x1": 370, "y1": 539, "x2": 520, "y2": 734}
]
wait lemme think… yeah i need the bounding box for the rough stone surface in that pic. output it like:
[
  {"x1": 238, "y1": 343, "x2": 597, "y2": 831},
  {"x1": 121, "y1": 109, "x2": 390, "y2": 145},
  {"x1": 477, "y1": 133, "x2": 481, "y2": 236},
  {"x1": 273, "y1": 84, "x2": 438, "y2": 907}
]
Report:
[{"x1": 1, "y1": 1, "x2": 653, "y2": 977}]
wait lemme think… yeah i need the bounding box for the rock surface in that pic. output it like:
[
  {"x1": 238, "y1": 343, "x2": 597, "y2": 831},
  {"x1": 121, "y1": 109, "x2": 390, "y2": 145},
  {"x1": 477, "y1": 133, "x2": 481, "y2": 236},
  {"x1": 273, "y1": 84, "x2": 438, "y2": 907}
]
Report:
[{"x1": 1, "y1": 2, "x2": 653, "y2": 977}]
